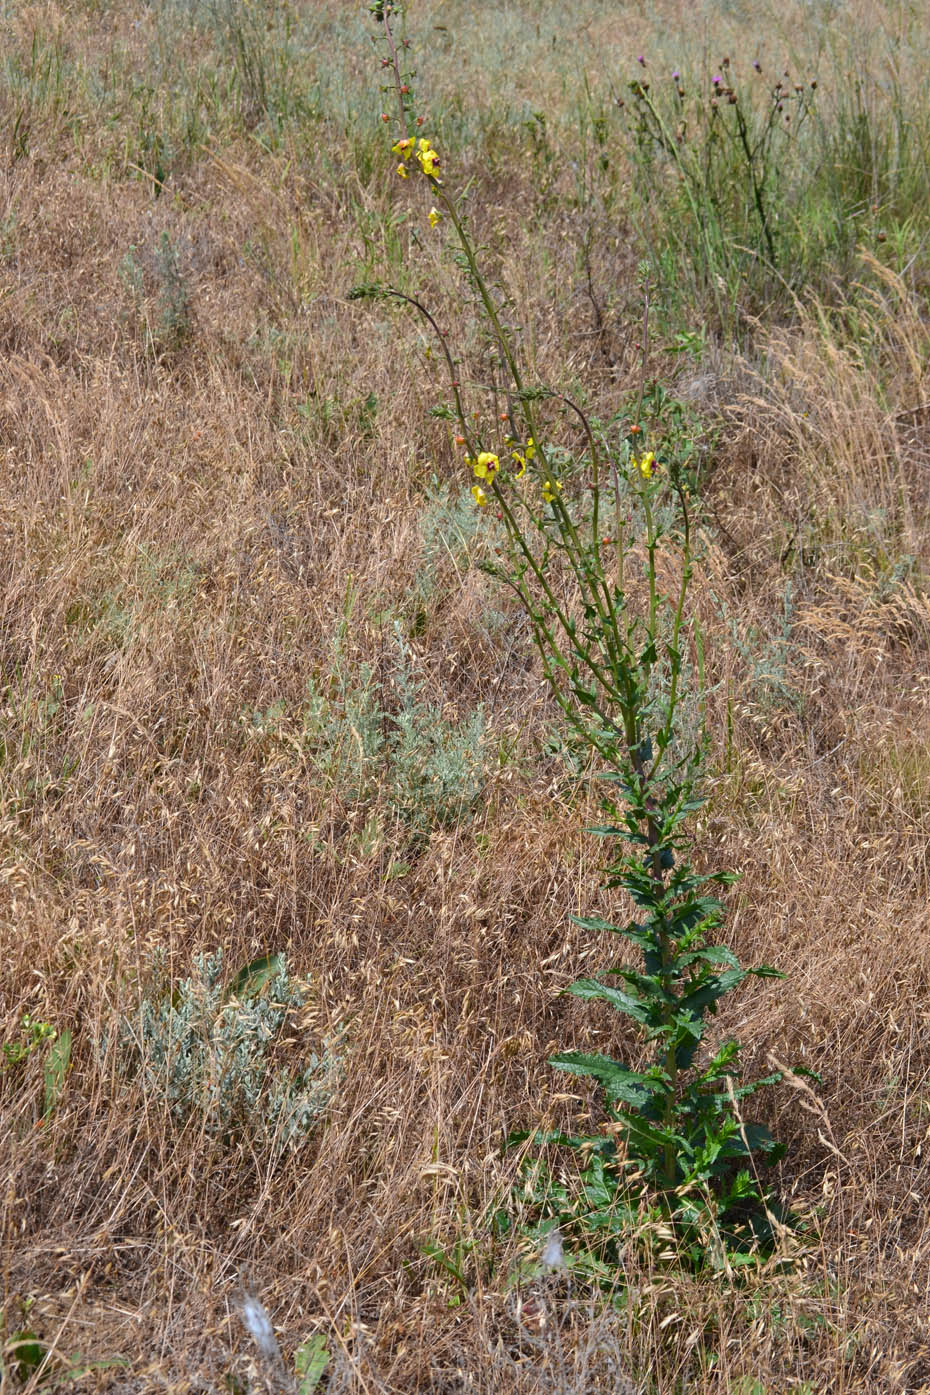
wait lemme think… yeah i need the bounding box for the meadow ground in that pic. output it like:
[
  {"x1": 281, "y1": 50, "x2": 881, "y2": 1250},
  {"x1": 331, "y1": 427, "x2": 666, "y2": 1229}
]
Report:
[{"x1": 1, "y1": 0, "x2": 930, "y2": 1390}]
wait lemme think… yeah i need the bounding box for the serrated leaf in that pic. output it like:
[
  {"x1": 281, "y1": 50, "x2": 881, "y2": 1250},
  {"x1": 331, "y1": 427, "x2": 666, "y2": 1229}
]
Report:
[
  {"x1": 673, "y1": 945, "x2": 739, "y2": 972},
  {"x1": 549, "y1": 1052, "x2": 661, "y2": 1108},
  {"x1": 565, "y1": 978, "x2": 651, "y2": 1024},
  {"x1": 569, "y1": 914, "x2": 624, "y2": 933}
]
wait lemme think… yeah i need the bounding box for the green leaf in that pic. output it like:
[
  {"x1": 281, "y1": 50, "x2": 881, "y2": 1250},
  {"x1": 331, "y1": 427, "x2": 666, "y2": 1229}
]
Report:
[
  {"x1": 226, "y1": 954, "x2": 285, "y2": 1000},
  {"x1": 749, "y1": 963, "x2": 787, "y2": 980},
  {"x1": 565, "y1": 978, "x2": 651, "y2": 1024},
  {"x1": 6, "y1": 1330, "x2": 45, "y2": 1377},
  {"x1": 418, "y1": 1238, "x2": 467, "y2": 1285},
  {"x1": 59, "y1": 1354, "x2": 129, "y2": 1380},
  {"x1": 43, "y1": 1029, "x2": 71, "y2": 1120},
  {"x1": 569, "y1": 913, "x2": 626, "y2": 933},
  {"x1": 679, "y1": 968, "x2": 746, "y2": 1016},
  {"x1": 672, "y1": 945, "x2": 739, "y2": 972},
  {"x1": 549, "y1": 1051, "x2": 662, "y2": 1108},
  {"x1": 346, "y1": 282, "x2": 386, "y2": 300},
  {"x1": 295, "y1": 1333, "x2": 331, "y2": 1393}
]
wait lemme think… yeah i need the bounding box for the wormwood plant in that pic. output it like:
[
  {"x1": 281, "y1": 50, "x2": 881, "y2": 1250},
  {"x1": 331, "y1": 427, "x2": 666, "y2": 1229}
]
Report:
[
  {"x1": 298, "y1": 613, "x2": 486, "y2": 837},
  {"x1": 357, "y1": 3, "x2": 790, "y2": 1273},
  {"x1": 119, "y1": 951, "x2": 340, "y2": 1154}
]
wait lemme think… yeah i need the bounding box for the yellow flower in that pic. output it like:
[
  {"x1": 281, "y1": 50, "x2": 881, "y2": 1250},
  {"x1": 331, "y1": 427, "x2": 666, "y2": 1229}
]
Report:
[
  {"x1": 634, "y1": 451, "x2": 656, "y2": 479},
  {"x1": 428, "y1": 206, "x2": 441, "y2": 228},
  {"x1": 416, "y1": 139, "x2": 440, "y2": 175},
  {"x1": 396, "y1": 162, "x2": 408, "y2": 179},
  {"x1": 512, "y1": 437, "x2": 535, "y2": 477},
  {"x1": 473, "y1": 451, "x2": 500, "y2": 480},
  {"x1": 471, "y1": 484, "x2": 489, "y2": 507},
  {"x1": 391, "y1": 138, "x2": 414, "y2": 157},
  {"x1": 542, "y1": 478, "x2": 563, "y2": 502}
]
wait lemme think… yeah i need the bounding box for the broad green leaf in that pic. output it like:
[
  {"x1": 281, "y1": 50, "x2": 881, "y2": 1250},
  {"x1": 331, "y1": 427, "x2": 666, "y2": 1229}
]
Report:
[
  {"x1": 565, "y1": 978, "x2": 651, "y2": 1024},
  {"x1": 550, "y1": 1052, "x2": 662, "y2": 1108},
  {"x1": 5, "y1": 1330, "x2": 45, "y2": 1378},
  {"x1": 295, "y1": 1333, "x2": 331, "y2": 1393},
  {"x1": 569, "y1": 914, "x2": 624, "y2": 933},
  {"x1": 226, "y1": 954, "x2": 285, "y2": 1000},
  {"x1": 672, "y1": 945, "x2": 739, "y2": 972},
  {"x1": 680, "y1": 968, "x2": 746, "y2": 1016},
  {"x1": 43, "y1": 1029, "x2": 71, "y2": 1120}
]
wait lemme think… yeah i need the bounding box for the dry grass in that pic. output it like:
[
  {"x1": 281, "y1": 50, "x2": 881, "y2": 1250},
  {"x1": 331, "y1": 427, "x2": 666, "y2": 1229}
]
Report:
[{"x1": 1, "y1": 0, "x2": 930, "y2": 1390}]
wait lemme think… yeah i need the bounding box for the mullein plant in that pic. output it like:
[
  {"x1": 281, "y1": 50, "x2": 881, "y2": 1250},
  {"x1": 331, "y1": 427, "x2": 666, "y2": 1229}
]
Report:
[{"x1": 356, "y1": 2, "x2": 791, "y2": 1275}]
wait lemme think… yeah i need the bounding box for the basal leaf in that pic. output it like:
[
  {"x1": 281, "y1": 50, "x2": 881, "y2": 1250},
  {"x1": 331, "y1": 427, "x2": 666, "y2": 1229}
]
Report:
[
  {"x1": 295, "y1": 1333, "x2": 331, "y2": 1393},
  {"x1": 42, "y1": 1028, "x2": 71, "y2": 1120},
  {"x1": 227, "y1": 954, "x2": 285, "y2": 1000}
]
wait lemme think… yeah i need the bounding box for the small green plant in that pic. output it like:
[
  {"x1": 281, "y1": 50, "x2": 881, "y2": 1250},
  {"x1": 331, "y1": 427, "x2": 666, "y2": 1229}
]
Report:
[
  {"x1": 360, "y1": 2, "x2": 791, "y2": 1277},
  {"x1": 119, "y1": 232, "x2": 192, "y2": 354},
  {"x1": 299, "y1": 603, "x2": 487, "y2": 837},
  {"x1": 153, "y1": 230, "x2": 192, "y2": 350},
  {"x1": 2, "y1": 1014, "x2": 71, "y2": 1123},
  {"x1": 2, "y1": 1012, "x2": 57, "y2": 1069},
  {"x1": 119, "y1": 951, "x2": 340, "y2": 1153},
  {"x1": 0, "y1": 1301, "x2": 125, "y2": 1388}
]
